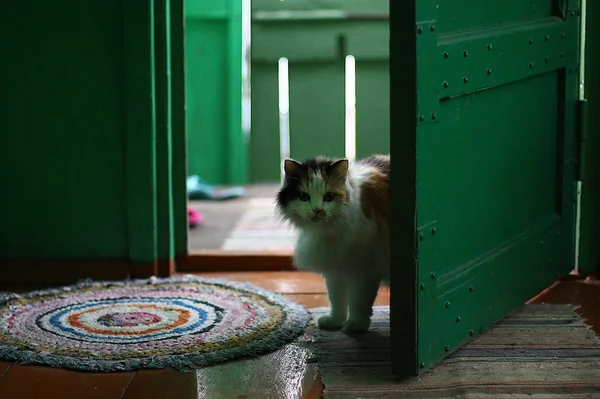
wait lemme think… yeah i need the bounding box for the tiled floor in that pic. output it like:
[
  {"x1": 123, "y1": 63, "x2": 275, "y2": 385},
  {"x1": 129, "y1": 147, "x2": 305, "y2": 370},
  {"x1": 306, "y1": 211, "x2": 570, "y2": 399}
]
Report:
[{"x1": 0, "y1": 272, "x2": 597, "y2": 399}]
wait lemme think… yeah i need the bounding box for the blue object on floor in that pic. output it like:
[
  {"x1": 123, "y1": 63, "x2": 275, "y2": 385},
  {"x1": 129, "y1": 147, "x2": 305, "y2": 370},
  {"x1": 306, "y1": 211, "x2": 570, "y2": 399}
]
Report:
[{"x1": 187, "y1": 175, "x2": 244, "y2": 201}]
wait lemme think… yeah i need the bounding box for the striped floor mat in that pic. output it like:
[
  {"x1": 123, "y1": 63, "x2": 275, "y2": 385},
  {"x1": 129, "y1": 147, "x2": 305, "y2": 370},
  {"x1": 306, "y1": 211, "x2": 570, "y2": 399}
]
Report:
[
  {"x1": 310, "y1": 305, "x2": 600, "y2": 398},
  {"x1": 220, "y1": 198, "x2": 296, "y2": 253}
]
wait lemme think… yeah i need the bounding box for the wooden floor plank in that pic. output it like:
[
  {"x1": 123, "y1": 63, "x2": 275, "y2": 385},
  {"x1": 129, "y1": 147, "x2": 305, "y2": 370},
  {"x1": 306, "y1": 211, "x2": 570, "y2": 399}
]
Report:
[
  {"x1": 284, "y1": 290, "x2": 390, "y2": 309},
  {"x1": 0, "y1": 362, "x2": 12, "y2": 380},
  {"x1": 122, "y1": 370, "x2": 196, "y2": 399},
  {"x1": 0, "y1": 365, "x2": 134, "y2": 399},
  {"x1": 195, "y1": 331, "x2": 318, "y2": 399},
  {"x1": 194, "y1": 271, "x2": 326, "y2": 294}
]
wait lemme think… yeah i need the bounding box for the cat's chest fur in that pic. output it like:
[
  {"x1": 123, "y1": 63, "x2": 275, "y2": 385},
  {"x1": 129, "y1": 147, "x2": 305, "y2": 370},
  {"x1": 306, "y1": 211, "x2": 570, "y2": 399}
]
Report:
[{"x1": 292, "y1": 221, "x2": 388, "y2": 276}]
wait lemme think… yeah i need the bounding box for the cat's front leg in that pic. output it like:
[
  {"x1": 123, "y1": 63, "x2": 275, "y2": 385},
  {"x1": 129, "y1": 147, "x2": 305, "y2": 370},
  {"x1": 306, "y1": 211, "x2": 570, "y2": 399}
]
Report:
[
  {"x1": 343, "y1": 276, "x2": 380, "y2": 334},
  {"x1": 317, "y1": 274, "x2": 347, "y2": 330}
]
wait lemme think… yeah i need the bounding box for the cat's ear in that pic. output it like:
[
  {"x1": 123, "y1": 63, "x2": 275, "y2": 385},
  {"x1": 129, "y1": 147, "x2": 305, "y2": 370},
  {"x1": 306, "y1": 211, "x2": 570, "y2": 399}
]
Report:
[
  {"x1": 283, "y1": 159, "x2": 303, "y2": 177},
  {"x1": 326, "y1": 159, "x2": 349, "y2": 180}
]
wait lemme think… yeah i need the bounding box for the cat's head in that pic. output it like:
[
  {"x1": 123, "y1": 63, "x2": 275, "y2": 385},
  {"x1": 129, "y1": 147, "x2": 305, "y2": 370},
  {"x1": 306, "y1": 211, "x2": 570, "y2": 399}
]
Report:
[{"x1": 276, "y1": 157, "x2": 350, "y2": 230}]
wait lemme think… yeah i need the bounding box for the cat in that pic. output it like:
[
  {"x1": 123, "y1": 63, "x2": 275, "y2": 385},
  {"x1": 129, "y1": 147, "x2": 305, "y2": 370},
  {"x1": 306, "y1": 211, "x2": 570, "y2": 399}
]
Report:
[{"x1": 276, "y1": 154, "x2": 391, "y2": 334}]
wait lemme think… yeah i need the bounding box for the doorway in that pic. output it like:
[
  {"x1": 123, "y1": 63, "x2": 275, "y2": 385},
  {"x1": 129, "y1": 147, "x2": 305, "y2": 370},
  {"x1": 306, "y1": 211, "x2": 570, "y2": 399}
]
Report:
[{"x1": 183, "y1": 0, "x2": 390, "y2": 269}]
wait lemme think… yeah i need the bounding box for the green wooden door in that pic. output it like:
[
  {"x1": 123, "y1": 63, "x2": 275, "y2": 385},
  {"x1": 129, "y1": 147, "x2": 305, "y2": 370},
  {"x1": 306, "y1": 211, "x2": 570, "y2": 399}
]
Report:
[{"x1": 390, "y1": 0, "x2": 582, "y2": 375}]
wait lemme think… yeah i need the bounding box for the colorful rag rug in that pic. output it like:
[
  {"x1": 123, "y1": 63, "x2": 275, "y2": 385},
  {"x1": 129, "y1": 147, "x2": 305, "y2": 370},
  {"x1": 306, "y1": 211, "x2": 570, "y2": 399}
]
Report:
[
  {"x1": 0, "y1": 275, "x2": 310, "y2": 372},
  {"x1": 311, "y1": 305, "x2": 600, "y2": 398},
  {"x1": 220, "y1": 197, "x2": 297, "y2": 253}
]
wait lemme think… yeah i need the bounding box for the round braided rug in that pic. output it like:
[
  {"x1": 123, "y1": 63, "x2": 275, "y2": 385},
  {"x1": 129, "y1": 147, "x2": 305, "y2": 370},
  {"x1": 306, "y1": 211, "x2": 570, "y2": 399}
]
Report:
[{"x1": 0, "y1": 275, "x2": 310, "y2": 372}]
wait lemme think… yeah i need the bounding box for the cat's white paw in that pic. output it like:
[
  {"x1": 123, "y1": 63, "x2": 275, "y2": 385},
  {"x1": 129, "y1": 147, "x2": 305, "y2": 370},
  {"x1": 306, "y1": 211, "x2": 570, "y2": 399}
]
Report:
[
  {"x1": 317, "y1": 314, "x2": 345, "y2": 330},
  {"x1": 342, "y1": 318, "x2": 371, "y2": 334}
]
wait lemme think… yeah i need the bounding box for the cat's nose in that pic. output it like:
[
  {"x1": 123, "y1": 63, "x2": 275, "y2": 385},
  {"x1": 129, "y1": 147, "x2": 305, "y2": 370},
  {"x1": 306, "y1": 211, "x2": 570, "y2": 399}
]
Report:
[{"x1": 312, "y1": 207, "x2": 324, "y2": 215}]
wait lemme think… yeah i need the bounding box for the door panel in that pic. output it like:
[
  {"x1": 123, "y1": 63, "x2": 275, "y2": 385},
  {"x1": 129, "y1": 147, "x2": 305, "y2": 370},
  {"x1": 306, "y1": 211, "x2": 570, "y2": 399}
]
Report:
[{"x1": 390, "y1": 0, "x2": 581, "y2": 375}]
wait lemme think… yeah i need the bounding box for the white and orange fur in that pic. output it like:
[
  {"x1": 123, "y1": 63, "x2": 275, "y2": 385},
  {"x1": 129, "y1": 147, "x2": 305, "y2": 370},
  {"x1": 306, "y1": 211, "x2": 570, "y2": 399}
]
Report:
[{"x1": 275, "y1": 155, "x2": 391, "y2": 333}]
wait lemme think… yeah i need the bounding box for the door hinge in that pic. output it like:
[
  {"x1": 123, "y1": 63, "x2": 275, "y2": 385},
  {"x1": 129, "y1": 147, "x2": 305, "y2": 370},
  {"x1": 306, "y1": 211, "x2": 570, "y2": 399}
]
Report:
[{"x1": 575, "y1": 98, "x2": 587, "y2": 181}]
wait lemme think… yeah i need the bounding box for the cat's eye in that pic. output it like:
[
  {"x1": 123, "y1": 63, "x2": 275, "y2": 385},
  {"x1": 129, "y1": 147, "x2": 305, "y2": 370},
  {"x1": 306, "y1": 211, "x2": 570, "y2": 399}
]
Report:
[
  {"x1": 323, "y1": 192, "x2": 335, "y2": 202},
  {"x1": 298, "y1": 192, "x2": 310, "y2": 202}
]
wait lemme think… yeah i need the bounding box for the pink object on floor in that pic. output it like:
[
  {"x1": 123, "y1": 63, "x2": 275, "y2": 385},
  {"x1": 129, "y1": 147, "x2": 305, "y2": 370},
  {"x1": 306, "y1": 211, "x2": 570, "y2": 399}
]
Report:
[{"x1": 188, "y1": 208, "x2": 204, "y2": 227}]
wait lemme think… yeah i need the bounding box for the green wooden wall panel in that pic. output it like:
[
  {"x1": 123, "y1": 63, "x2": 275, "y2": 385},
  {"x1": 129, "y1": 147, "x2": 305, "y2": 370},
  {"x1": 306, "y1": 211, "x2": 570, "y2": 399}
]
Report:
[
  {"x1": 225, "y1": 0, "x2": 246, "y2": 184},
  {"x1": 249, "y1": 64, "x2": 281, "y2": 182},
  {"x1": 289, "y1": 63, "x2": 345, "y2": 162},
  {"x1": 187, "y1": 0, "x2": 227, "y2": 19},
  {"x1": 170, "y1": 0, "x2": 188, "y2": 257},
  {"x1": 0, "y1": 0, "x2": 128, "y2": 259},
  {"x1": 250, "y1": 0, "x2": 389, "y2": 182},
  {"x1": 355, "y1": 62, "x2": 390, "y2": 158},
  {"x1": 252, "y1": 0, "x2": 388, "y2": 14},
  {"x1": 252, "y1": 21, "x2": 389, "y2": 63},
  {"x1": 155, "y1": 0, "x2": 175, "y2": 262},
  {"x1": 123, "y1": 0, "x2": 159, "y2": 262},
  {"x1": 185, "y1": 20, "x2": 228, "y2": 184},
  {"x1": 186, "y1": 0, "x2": 245, "y2": 185},
  {"x1": 0, "y1": 0, "x2": 182, "y2": 264}
]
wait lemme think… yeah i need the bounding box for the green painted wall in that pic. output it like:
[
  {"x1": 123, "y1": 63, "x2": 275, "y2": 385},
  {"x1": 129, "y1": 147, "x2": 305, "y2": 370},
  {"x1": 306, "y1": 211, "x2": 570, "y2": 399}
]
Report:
[
  {"x1": 0, "y1": 1, "x2": 128, "y2": 259},
  {"x1": 186, "y1": 0, "x2": 246, "y2": 184},
  {"x1": 0, "y1": 0, "x2": 186, "y2": 263}
]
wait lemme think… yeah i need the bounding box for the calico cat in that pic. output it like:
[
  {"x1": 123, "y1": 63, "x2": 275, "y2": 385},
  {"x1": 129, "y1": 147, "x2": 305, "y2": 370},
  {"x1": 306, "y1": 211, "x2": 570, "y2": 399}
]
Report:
[{"x1": 276, "y1": 155, "x2": 391, "y2": 334}]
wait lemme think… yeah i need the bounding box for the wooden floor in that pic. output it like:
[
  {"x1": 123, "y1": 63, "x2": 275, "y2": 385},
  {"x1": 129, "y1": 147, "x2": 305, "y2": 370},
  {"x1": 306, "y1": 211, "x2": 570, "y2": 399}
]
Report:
[
  {"x1": 188, "y1": 184, "x2": 280, "y2": 252},
  {"x1": 0, "y1": 272, "x2": 598, "y2": 399}
]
